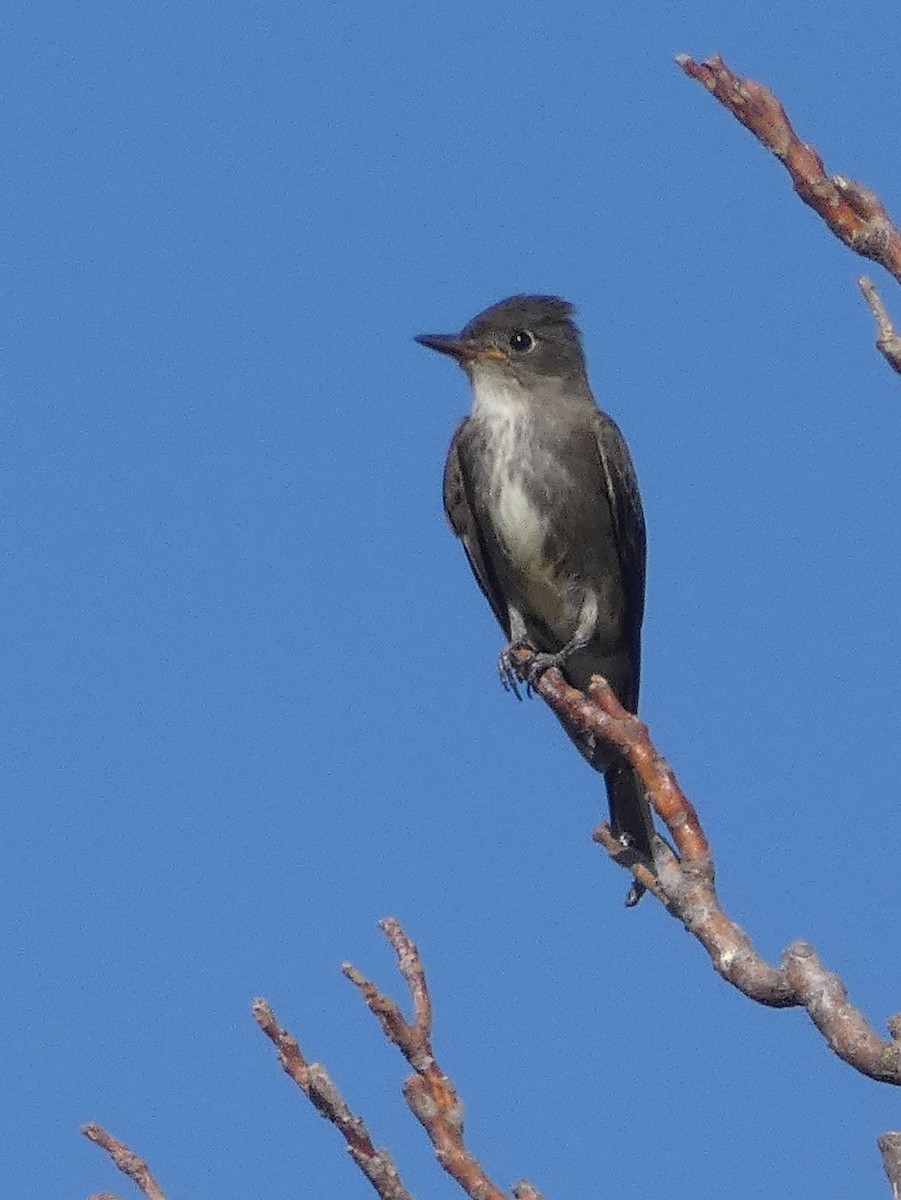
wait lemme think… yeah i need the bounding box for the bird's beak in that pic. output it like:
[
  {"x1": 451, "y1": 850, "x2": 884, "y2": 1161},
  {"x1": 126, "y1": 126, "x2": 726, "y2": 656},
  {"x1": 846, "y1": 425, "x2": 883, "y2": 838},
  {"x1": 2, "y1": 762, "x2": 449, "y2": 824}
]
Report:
[{"x1": 415, "y1": 334, "x2": 507, "y2": 363}]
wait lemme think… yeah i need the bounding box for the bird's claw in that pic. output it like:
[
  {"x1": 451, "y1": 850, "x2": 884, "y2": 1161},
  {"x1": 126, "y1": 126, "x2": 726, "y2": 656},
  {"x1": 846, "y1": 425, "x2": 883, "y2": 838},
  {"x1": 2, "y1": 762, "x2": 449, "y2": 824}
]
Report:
[
  {"x1": 524, "y1": 650, "x2": 565, "y2": 688},
  {"x1": 497, "y1": 639, "x2": 534, "y2": 699},
  {"x1": 498, "y1": 642, "x2": 567, "y2": 698}
]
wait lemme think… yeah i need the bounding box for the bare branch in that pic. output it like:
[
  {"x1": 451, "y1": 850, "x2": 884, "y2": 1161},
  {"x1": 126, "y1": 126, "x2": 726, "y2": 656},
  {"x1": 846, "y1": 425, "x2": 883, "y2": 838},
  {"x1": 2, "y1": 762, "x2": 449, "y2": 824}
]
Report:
[
  {"x1": 344, "y1": 918, "x2": 544, "y2": 1200},
  {"x1": 859, "y1": 277, "x2": 901, "y2": 375},
  {"x1": 505, "y1": 646, "x2": 901, "y2": 1086},
  {"x1": 252, "y1": 997, "x2": 415, "y2": 1200},
  {"x1": 878, "y1": 1130, "x2": 901, "y2": 1199},
  {"x1": 676, "y1": 54, "x2": 901, "y2": 283},
  {"x1": 254, "y1": 922, "x2": 540, "y2": 1200},
  {"x1": 513, "y1": 1184, "x2": 545, "y2": 1200},
  {"x1": 81, "y1": 1125, "x2": 167, "y2": 1200},
  {"x1": 677, "y1": 53, "x2": 901, "y2": 379}
]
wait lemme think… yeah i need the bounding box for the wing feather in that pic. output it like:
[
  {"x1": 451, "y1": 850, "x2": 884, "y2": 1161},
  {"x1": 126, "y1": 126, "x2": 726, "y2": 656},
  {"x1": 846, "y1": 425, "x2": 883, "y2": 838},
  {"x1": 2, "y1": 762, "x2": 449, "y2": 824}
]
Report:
[
  {"x1": 594, "y1": 414, "x2": 647, "y2": 685},
  {"x1": 443, "y1": 419, "x2": 511, "y2": 637}
]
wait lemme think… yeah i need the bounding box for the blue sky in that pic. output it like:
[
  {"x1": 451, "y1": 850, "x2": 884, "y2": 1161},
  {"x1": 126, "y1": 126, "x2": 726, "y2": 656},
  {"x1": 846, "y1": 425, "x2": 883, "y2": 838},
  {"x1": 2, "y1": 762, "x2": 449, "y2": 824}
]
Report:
[{"x1": 5, "y1": 4, "x2": 901, "y2": 1197}]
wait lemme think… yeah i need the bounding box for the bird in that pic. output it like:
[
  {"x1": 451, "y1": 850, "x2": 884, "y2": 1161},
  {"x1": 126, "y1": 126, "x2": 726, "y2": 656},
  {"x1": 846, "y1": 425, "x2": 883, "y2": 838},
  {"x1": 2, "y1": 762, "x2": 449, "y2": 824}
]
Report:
[{"x1": 416, "y1": 294, "x2": 657, "y2": 890}]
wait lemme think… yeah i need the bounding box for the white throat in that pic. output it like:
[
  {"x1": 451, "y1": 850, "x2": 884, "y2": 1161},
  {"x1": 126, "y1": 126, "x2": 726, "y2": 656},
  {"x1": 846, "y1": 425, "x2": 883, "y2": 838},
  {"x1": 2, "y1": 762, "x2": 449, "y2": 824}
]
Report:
[
  {"x1": 469, "y1": 367, "x2": 531, "y2": 419},
  {"x1": 469, "y1": 369, "x2": 549, "y2": 576}
]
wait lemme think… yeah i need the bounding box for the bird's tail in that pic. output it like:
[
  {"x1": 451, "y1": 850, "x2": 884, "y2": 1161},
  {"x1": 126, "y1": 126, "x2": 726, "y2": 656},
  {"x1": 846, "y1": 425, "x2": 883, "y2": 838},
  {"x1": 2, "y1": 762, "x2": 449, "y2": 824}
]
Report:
[
  {"x1": 553, "y1": 702, "x2": 660, "y2": 900},
  {"x1": 603, "y1": 758, "x2": 657, "y2": 867}
]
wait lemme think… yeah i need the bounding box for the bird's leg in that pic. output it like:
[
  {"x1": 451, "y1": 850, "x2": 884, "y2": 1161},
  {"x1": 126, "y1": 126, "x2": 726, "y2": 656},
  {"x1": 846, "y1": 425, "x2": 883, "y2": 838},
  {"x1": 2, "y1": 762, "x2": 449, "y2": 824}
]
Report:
[
  {"x1": 498, "y1": 595, "x2": 599, "y2": 693},
  {"x1": 497, "y1": 606, "x2": 533, "y2": 699},
  {"x1": 523, "y1": 593, "x2": 599, "y2": 686}
]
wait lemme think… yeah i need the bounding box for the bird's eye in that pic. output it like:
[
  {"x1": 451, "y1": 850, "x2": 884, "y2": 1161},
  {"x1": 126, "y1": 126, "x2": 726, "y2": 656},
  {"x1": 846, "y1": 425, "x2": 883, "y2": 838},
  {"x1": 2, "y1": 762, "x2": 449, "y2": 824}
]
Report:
[{"x1": 509, "y1": 329, "x2": 536, "y2": 353}]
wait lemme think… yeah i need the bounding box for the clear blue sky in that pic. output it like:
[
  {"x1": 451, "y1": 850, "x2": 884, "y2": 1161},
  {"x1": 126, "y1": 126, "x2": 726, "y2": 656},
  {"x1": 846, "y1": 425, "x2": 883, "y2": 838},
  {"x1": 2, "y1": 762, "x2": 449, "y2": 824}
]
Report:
[{"x1": 5, "y1": 4, "x2": 901, "y2": 1197}]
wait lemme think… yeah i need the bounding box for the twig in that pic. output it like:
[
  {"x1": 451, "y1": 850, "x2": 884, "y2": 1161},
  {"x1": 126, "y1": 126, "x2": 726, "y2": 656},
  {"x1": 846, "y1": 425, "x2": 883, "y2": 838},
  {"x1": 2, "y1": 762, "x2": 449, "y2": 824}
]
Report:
[
  {"x1": 676, "y1": 54, "x2": 901, "y2": 282},
  {"x1": 252, "y1": 997, "x2": 415, "y2": 1200},
  {"x1": 859, "y1": 277, "x2": 901, "y2": 375},
  {"x1": 506, "y1": 646, "x2": 901, "y2": 1086},
  {"x1": 677, "y1": 53, "x2": 901, "y2": 376},
  {"x1": 512, "y1": 1185, "x2": 545, "y2": 1200},
  {"x1": 344, "y1": 918, "x2": 542, "y2": 1200},
  {"x1": 878, "y1": 1130, "x2": 901, "y2": 1199},
  {"x1": 254, "y1": 922, "x2": 540, "y2": 1200},
  {"x1": 81, "y1": 1125, "x2": 167, "y2": 1200}
]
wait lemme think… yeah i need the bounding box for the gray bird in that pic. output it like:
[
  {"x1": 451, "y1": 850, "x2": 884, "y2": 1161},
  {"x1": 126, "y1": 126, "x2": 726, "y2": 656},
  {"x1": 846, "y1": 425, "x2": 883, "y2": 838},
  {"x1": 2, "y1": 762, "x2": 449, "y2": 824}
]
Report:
[{"x1": 416, "y1": 295, "x2": 657, "y2": 880}]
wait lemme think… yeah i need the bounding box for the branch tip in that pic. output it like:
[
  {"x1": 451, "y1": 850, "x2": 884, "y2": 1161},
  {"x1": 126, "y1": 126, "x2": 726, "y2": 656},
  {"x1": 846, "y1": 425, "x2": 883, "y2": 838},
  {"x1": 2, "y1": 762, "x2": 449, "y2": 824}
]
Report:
[
  {"x1": 679, "y1": 52, "x2": 901, "y2": 310},
  {"x1": 82, "y1": 1125, "x2": 168, "y2": 1200}
]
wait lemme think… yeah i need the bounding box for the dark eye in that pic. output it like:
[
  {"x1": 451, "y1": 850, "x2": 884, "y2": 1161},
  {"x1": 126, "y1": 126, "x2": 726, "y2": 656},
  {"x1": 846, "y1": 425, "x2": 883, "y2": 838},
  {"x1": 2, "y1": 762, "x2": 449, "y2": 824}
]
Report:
[{"x1": 509, "y1": 329, "x2": 536, "y2": 353}]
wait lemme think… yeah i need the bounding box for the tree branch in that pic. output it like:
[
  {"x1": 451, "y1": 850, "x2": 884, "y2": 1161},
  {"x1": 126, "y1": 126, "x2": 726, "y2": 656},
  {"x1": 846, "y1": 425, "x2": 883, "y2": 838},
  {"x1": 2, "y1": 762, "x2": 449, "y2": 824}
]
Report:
[
  {"x1": 252, "y1": 996, "x2": 415, "y2": 1200},
  {"x1": 676, "y1": 52, "x2": 901, "y2": 374},
  {"x1": 859, "y1": 276, "x2": 901, "y2": 376},
  {"x1": 879, "y1": 1130, "x2": 901, "y2": 1199},
  {"x1": 506, "y1": 645, "x2": 901, "y2": 1086},
  {"x1": 255, "y1": 919, "x2": 542, "y2": 1200},
  {"x1": 676, "y1": 53, "x2": 901, "y2": 279},
  {"x1": 82, "y1": 1124, "x2": 167, "y2": 1200},
  {"x1": 345, "y1": 918, "x2": 542, "y2": 1200}
]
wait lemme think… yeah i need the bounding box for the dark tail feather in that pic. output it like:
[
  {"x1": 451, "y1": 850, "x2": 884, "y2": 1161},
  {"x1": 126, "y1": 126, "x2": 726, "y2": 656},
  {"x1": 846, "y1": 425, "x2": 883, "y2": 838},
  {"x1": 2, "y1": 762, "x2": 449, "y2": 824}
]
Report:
[
  {"x1": 604, "y1": 759, "x2": 656, "y2": 864},
  {"x1": 553, "y1": 703, "x2": 659, "y2": 900}
]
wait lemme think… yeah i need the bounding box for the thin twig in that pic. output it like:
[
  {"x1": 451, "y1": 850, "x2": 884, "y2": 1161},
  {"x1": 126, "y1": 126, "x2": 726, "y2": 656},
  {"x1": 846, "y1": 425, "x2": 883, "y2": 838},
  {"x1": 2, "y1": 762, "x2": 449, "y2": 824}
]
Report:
[
  {"x1": 252, "y1": 997, "x2": 415, "y2": 1200},
  {"x1": 859, "y1": 277, "x2": 901, "y2": 375},
  {"x1": 344, "y1": 918, "x2": 542, "y2": 1200},
  {"x1": 81, "y1": 1125, "x2": 167, "y2": 1200},
  {"x1": 677, "y1": 53, "x2": 901, "y2": 377},
  {"x1": 878, "y1": 1131, "x2": 901, "y2": 1199},
  {"x1": 676, "y1": 54, "x2": 901, "y2": 282}
]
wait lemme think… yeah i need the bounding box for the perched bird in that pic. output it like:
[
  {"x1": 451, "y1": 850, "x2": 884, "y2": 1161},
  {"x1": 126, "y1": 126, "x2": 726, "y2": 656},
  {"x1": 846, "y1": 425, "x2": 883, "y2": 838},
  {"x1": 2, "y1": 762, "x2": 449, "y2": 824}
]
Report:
[{"x1": 416, "y1": 295, "x2": 656, "y2": 882}]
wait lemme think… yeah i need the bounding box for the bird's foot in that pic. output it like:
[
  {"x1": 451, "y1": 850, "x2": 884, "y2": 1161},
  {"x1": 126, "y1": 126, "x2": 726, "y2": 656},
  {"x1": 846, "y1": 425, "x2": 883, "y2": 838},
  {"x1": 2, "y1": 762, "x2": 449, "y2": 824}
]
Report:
[
  {"x1": 524, "y1": 649, "x2": 568, "y2": 686},
  {"x1": 498, "y1": 642, "x2": 569, "y2": 698},
  {"x1": 497, "y1": 639, "x2": 535, "y2": 699}
]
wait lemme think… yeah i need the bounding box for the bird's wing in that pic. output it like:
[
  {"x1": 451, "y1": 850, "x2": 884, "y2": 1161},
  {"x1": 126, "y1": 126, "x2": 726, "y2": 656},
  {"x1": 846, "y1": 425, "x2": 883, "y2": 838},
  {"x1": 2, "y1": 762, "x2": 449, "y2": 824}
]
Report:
[
  {"x1": 443, "y1": 419, "x2": 511, "y2": 637},
  {"x1": 594, "y1": 413, "x2": 647, "y2": 678}
]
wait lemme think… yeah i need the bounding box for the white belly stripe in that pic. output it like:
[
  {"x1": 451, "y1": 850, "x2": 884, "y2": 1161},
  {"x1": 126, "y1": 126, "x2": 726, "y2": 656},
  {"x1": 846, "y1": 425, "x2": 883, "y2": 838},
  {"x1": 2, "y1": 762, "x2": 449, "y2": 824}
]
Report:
[{"x1": 471, "y1": 372, "x2": 568, "y2": 627}]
